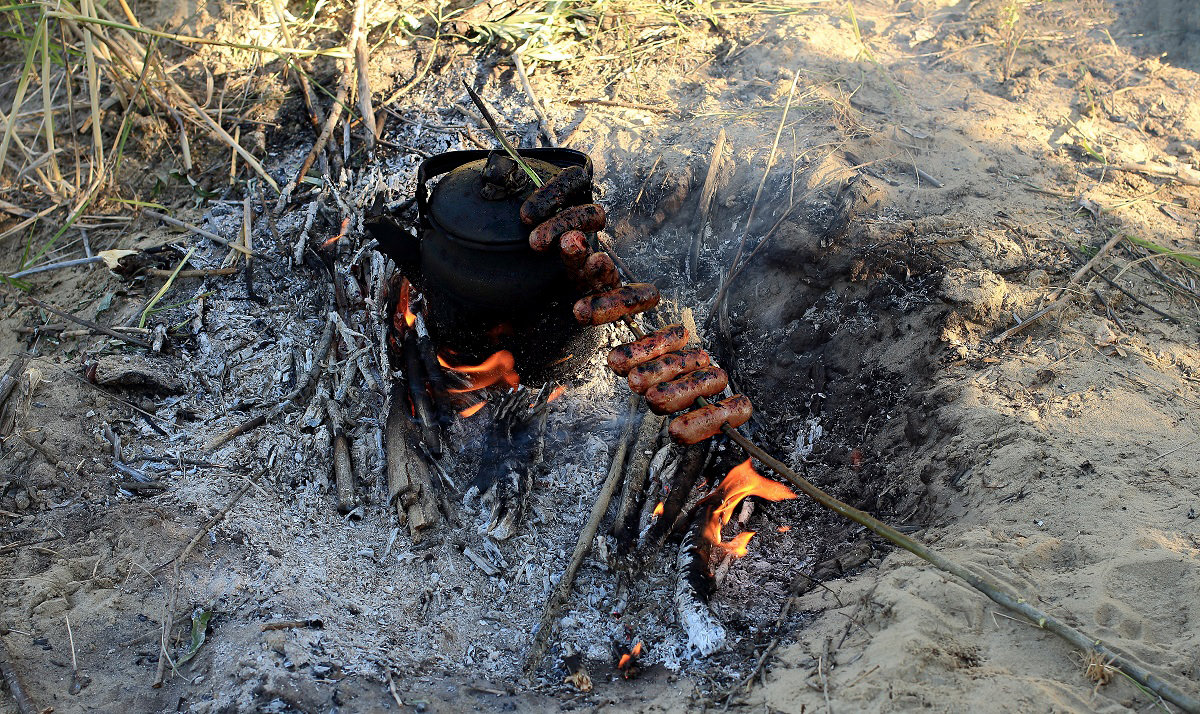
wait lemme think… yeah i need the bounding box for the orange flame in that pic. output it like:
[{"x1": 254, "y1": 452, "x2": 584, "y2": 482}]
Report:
[
  {"x1": 530, "y1": 384, "x2": 567, "y2": 408},
  {"x1": 703, "y1": 460, "x2": 797, "y2": 558},
  {"x1": 458, "y1": 401, "x2": 486, "y2": 418},
  {"x1": 777, "y1": 525, "x2": 792, "y2": 533},
  {"x1": 653, "y1": 501, "x2": 664, "y2": 517},
  {"x1": 394, "y1": 278, "x2": 417, "y2": 331},
  {"x1": 440, "y1": 350, "x2": 520, "y2": 393},
  {"x1": 618, "y1": 642, "x2": 643, "y2": 673}
]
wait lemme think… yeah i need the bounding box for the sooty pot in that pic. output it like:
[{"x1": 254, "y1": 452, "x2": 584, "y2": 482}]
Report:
[{"x1": 368, "y1": 148, "x2": 599, "y2": 375}]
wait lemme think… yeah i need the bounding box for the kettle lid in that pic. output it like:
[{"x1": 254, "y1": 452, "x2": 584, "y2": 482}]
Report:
[{"x1": 428, "y1": 156, "x2": 561, "y2": 247}]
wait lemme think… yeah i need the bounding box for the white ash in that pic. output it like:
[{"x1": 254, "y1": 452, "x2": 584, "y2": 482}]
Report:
[{"x1": 119, "y1": 80, "x2": 825, "y2": 709}]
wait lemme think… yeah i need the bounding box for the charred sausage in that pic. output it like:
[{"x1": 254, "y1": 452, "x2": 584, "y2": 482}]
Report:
[
  {"x1": 606, "y1": 324, "x2": 688, "y2": 376},
  {"x1": 573, "y1": 283, "x2": 660, "y2": 325},
  {"x1": 645, "y1": 366, "x2": 728, "y2": 414},
  {"x1": 559, "y1": 230, "x2": 589, "y2": 271},
  {"x1": 520, "y1": 165, "x2": 590, "y2": 226},
  {"x1": 583, "y1": 252, "x2": 620, "y2": 291},
  {"x1": 668, "y1": 395, "x2": 752, "y2": 444},
  {"x1": 627, "y1": 348, "x2": 711, "y2": 394},
  {"x1": 529, "y1": 204, "x2": 606, "y2": 252}
]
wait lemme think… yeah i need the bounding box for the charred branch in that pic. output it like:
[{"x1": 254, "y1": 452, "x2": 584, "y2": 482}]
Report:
[
  {"x1": 385, "y1": 384, "x2": 440, "y2": 541},
  {"x1": 612, "y1": 409, "x2": 664, "y2": 552},
  {"x1": 675, "y1": 502, "x2": 725, "y2": 656},
  {"x1": 648, "y1": 441, "x2": 711, "y2": 546},
  {"x1": 402, "y1": 331, "x2": 442, "y2": 456},
  {"x1": 465, "y1": 385, "x2": 553, "y2": 541}
]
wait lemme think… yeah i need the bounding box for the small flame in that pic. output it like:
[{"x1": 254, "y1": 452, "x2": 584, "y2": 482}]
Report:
[
  {"x1": 653, "y1": 501, "x2": 664, "y2": 517},
  {"x1": 458, "y1": 401, "x2": 486, "y2": 418},
  {"x1": 394, "y1": 278, "x2": 417, "y2": 331},
  {"x1": 703, "y1": 460, "x2": 797, "y2": 558},
  {"x1": 777, "y1": 525, "x2": 791, "y2": 533},
  {"x1": 530, "y1": 384, "x2": 568, "y2": 408},
  {"x1": 617, "y1": 642, "x2": 643, "y2": 673},
  {"x1": 322, "y1": 216, "x2": 351, "y2": 247},
  {"x1": 440, "y1": 350, "x2": 520, "y2": 393}
]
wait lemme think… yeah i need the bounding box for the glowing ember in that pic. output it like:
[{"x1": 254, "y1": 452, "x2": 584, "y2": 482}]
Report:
[
  {"x1": 322, "y1": 216, "x2": 351, "y2": 247},
  {"x1": 653, "y1": 501, "x2": 664, "y2": 517},
  {"x1": 777, "y1": 525, "x2": 792, "y2": 533},
  {"x1": 394, "y1": 278, "x2": 417, "y2": 331},
  {"x1": 703, "y1": 460, "x2": 797, "y2": 558},
  {"x1": 440, "y1": 350, "x2": 520, "y2": 393},
  {"x1": 458, "y1": 401, "x2": 486, "y2": 418}
]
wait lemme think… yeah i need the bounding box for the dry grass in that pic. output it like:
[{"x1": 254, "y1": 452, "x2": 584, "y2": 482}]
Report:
[{"x1": 0, "y1": 0, "x2": 829, "y2": 282}]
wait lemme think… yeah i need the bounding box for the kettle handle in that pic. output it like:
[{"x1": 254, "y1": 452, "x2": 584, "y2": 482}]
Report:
[{"x1": 415, "y1": 148, "x2": 593, "y2": 228}]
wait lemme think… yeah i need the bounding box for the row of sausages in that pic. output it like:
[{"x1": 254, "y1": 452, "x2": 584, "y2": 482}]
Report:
[{"x1": 521, "y1": 173, "x2": 752, "y2": 444}]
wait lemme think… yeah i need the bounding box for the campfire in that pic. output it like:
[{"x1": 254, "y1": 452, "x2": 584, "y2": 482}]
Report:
[{"x1": 363, "y1": 137, "x2": 814, "y2": 686}]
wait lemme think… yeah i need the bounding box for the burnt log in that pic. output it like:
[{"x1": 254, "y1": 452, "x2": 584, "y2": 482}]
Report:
[
  {"x1": 674, "y1": 504, "x2": 725, "y2": 656},
  {"x1": 385, "y1": 384, "x2": 440, "y2": 540},
  {"x1": 647, "y1": 441, "x2": 711, "y2": 546},
  {"x1": 463, "y1": 386, "x2": 552, "y2": 541},
  {"x1": 612, "y1": 410, "x2": 664, "y2": 551}
]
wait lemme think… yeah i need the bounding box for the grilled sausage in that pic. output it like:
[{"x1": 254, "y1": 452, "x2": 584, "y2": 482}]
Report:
[
  {"x1": 529, "y1": 204, "x2": 606, "y2": 252},
  {"x1": 583, "y1": 252, "x2": 620, "y2": 291},
  {"x1": 520, "y1": 165, "x2": 589, "y2": 226},
  {"x1": 606, "y1": 324, "x2": 688, "y2": 376},
  {"x1": 645, "y1": 366, "x2": 728, "y2": 414},
  {"x1": 559, "y1": 230, "x2": 589, "y2": 270},
  {"x1": 668, "y1": 395, "x2": 752, "y2": 444},
  {"x1": 627, "y1": 348, "x2": 711, "y2": 394},
  {"x1": 573, "y1": 283, "x2": 660, "y2": 325}
]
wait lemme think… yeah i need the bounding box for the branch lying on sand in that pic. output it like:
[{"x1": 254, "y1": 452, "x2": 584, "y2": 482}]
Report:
[{"x1": 590, "y1": 236, "x2": 1200, "y2": 713}]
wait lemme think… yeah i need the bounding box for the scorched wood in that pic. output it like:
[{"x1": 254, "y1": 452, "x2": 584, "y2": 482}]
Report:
[{"x1": 385, "y1": 384, "x2": 439, "y2": 540}]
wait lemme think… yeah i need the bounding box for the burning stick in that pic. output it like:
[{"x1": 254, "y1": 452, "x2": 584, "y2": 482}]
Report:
[
  {"x1": 647, "y1": 442, "x2": 710, "y2": 546},
  {"x1": 402, "y1": 330, "x2": 442, "y2": 457},
  {"x1": 676, "y1": 461, "x2": 797, "y2": 656},
  {"x1": 412, "y1": 312, "x2": 450, "y2": 425}
]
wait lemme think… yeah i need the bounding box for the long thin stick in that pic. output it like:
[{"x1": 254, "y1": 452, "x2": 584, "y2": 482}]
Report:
[
  {"x1": 524, "y1": 396, "x2": 638, "y2": 675},
  {"x1": 144, "y1": 209, "x2": 257, "y2": 257},
  {"x1": 611, "y1": 241, "x2": 1200, "y2": 713},
  {"x1": 707, "y1": 68, "x2": 801, "y2": 329},
  {"x1": 463, "y1": 81, "x2": 542, "y2": 187},
  {"x1": 992, "y1": 232, "x2": 1124, "y2": 343},
  {"x1": 351, "y1": 0, "x2": 376, "y2": 149},
  {"x1": 513, "y1": 53, "x2": 557, "y2": 146},
  {"x1": 292, "y1": 6, "x2": 362, "y2": 189},
  {"x1": 20, "y1": 295, "x2": 151, "y2": 349},
  {"x1": 720, "y1": 424, "x2": 1199, "y2": 713}
]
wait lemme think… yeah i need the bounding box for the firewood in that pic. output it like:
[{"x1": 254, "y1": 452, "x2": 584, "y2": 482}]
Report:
[
  {"x1": 612, "y1": 409, "x2": 664, "y2": 551},
  {"x1": 385, "y1": 384, "x2": 439, "y2": 540}
]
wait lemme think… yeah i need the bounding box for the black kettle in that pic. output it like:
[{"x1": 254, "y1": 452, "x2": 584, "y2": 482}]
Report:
[{"x1": 369, "y1": 148, "x2": 599, "y2": 375}]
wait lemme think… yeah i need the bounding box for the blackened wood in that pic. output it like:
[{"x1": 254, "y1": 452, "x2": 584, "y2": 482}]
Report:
[
  {"x1": 402, "y1": 331, "x2": 442, "y2": 456},
  {"x1": 612, "y1": 410, "x2": 664, "y2": 551},
  {"x1": 648, "y1": 441, "x2": 710, "y2": 546}
]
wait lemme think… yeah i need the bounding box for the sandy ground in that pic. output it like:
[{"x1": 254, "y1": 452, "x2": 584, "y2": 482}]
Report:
[{"x1": 1, "y1": 0, "x2": 1199, "y2": 712}]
